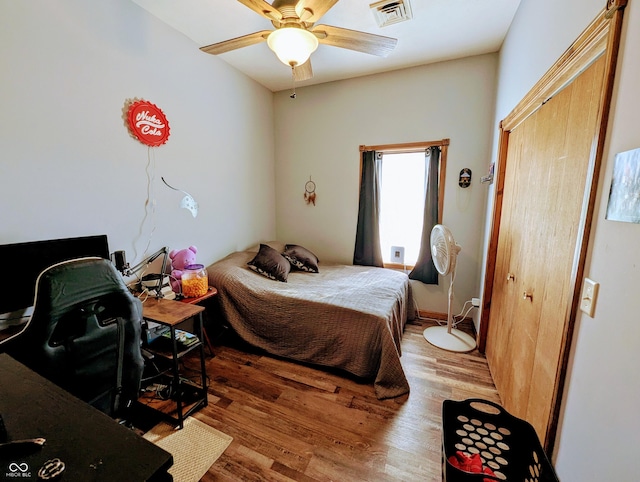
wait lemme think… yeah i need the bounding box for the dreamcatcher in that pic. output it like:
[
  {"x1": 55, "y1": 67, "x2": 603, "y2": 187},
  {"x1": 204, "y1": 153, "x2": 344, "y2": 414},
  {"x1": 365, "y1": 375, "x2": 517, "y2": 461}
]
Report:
[{"x1": 304, "y1": 177, "x2": 316, "y2": 206}]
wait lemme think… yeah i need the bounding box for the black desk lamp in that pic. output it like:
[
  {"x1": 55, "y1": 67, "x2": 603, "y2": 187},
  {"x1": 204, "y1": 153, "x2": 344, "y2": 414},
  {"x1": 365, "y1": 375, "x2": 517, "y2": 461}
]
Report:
[{"x1": 112, "y1": 247, "x2": 169, "y2": 299}]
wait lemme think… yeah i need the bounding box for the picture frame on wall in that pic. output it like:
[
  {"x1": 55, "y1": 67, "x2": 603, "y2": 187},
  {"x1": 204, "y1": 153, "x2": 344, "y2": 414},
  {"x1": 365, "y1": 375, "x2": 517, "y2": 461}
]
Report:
[{"x1": 605, "y1": 147, "x2": 640, "y2": 224}]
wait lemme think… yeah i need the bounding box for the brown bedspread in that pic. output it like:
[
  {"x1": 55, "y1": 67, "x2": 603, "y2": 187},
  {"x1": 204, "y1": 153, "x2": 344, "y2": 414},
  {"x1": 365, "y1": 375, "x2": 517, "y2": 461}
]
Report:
[{"x1": 206, "y1": 249, "x2": 413, "y2": 399}]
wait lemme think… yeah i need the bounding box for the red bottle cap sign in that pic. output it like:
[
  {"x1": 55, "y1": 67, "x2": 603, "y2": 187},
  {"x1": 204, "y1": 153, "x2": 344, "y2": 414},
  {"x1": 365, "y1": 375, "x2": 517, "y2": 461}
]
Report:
[{"x1": 127, "y1": 100, "x2": 170, "y2": 147}]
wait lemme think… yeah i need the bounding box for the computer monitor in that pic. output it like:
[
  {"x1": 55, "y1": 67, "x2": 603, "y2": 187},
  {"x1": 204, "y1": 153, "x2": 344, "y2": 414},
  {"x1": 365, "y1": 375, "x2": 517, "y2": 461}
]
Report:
[{"x1": 0, "y1": 235, "x2": 110, "y2": 315}]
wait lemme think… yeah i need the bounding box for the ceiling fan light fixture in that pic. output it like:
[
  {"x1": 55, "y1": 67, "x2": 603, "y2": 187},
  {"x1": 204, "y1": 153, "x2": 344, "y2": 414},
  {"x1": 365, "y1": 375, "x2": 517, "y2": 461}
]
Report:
[{"x1": 267, "y1": 26, "x2": 318, "y2": 67}]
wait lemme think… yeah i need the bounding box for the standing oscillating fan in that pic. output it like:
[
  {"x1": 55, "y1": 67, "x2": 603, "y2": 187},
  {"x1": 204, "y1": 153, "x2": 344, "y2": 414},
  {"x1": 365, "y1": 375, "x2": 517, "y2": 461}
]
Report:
[{"x1": 423, "y1": 224, "x2": 477, "y2": 352}]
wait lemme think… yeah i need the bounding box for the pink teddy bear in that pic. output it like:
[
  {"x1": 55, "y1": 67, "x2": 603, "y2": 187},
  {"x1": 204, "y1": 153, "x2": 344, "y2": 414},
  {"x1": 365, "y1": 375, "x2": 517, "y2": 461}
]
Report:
[{"x1": 169, "y1": 246, "x2": 198, "y2": 293}]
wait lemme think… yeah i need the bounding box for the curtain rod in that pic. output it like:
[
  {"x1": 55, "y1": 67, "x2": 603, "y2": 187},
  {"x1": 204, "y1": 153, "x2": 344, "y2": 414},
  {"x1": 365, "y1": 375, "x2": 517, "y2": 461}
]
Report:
[{"x1": 359, "y1": 139, "x2": 450, "y2": 153}]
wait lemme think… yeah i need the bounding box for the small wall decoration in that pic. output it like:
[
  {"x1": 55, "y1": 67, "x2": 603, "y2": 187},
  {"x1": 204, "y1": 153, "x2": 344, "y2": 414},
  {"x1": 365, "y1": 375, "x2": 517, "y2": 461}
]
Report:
[
  {"x1": 304, "y1": 176, "x2": 316, "y2": 205},
  {"x1": 605, "y1": 147, "x2": 640, "y2": 224},
  {"x1": 459, "y1": 168, "x2": 472, "y2": 188},
  {"x1": 124, "y1": 99, "x2": 170, "y2": 147},
  {"x1": 481, "y1": 163, "x2": 494, "y2": 184},
  {"x1": 162, "y1": 177, "x2": 199, "y2": 218}
]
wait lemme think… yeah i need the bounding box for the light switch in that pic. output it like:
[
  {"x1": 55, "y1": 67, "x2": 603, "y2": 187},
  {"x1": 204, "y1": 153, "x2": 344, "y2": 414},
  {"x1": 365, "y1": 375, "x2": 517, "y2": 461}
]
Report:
[{"x1": 580, "y1": 277, "x2": 599, "y2": 317}]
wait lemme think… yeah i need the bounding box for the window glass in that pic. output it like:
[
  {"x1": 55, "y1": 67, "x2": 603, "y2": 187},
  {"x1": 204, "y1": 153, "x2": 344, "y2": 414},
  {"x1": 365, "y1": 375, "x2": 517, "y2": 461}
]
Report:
[{"x1": 379, "y1": 152, "x2": 426, "y2": 266}]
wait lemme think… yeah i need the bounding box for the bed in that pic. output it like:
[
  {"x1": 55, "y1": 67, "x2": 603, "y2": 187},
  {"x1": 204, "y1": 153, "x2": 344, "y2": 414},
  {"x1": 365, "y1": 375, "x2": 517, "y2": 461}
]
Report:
[{"x1": 206, "y1": 242, "x2": 414, "y2": 399}]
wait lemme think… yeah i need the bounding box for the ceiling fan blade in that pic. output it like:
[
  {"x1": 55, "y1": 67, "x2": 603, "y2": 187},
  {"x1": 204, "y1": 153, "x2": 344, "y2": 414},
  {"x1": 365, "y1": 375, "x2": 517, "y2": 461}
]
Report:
[
  {"x1": 295, "y1": 0, "x2": 339, "y2": 23},
  {"x1": 312, "y1": 24, "x2": 397, "y2": 57},
  {"x1": 293, "y1": 59, "x2": 313, "y2": 81},
  {"x1": 200, "y1": 30, "x2": 272, "y2": 55},
  {"x1": 237, "y1": 0, "x2": 283, "y2": 22}
]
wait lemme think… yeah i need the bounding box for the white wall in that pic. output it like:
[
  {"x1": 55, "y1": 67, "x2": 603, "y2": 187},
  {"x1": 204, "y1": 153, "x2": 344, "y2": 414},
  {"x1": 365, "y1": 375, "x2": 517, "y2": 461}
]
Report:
[
  {"x1": 8, "y1": 1, "x2": 637, "y2": 477},
  {"x1": 0, "y1": 0, "x2": 276, "y2": 269},
  {"x1": 273, "y1": 55, "x2": 498, "y2": 314},
  {"x1": 490, "y1": 0, "x2": 640, "y2": 479}
]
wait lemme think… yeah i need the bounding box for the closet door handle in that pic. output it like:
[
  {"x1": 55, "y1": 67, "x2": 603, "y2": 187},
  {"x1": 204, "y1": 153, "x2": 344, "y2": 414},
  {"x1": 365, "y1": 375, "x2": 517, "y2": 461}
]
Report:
[
  {"x1": 506, "y1": 273, "x2": 515, "y2": 282},
  {"x1": 523, "y1": 291, "x2": 533, "y2": 301}
]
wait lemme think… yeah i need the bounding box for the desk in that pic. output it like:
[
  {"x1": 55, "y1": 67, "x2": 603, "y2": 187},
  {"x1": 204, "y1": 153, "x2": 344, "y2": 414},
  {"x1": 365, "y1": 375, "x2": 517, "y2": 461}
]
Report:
[
  {"x1": 141, "y1": 298, "x2": 208, "y2": 429},
  {"x1": 0, "y1": 353, "x2": 172, "y2": 481}
]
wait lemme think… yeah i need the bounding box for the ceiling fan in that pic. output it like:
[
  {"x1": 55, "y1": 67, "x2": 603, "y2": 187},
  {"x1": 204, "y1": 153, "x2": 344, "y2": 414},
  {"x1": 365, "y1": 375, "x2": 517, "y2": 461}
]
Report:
[{"x1": 199, "y1": 0, "x2": 398, "y2": 82}]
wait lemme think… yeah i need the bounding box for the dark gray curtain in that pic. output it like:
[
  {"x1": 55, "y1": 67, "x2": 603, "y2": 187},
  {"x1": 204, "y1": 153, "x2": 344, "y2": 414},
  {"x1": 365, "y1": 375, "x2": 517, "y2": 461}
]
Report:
[
  {"x1": 409, "y1": 147, "x2": 440, "y2": 284},
  {"x1": 353, "y1": 150, "x2": 384, "y2": 267}
]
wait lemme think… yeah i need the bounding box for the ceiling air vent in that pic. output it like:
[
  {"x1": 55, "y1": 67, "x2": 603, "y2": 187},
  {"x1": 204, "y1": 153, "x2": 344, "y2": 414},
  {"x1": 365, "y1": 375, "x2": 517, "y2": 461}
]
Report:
[{"x1": 369, "y1": 0, "x2": 413, "y2": 28}]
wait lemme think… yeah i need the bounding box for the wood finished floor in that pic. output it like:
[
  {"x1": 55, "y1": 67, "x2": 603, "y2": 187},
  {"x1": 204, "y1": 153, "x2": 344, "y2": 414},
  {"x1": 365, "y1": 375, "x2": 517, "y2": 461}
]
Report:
[{"x1": 181, "y1": 317, "x2": 500, "y2": 481}]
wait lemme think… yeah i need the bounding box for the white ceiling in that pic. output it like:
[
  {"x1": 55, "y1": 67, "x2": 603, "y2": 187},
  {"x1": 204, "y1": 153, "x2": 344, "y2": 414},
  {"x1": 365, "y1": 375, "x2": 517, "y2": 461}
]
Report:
[{"x1": 132, "y1": 0, "x2": 522, "y2": 92}]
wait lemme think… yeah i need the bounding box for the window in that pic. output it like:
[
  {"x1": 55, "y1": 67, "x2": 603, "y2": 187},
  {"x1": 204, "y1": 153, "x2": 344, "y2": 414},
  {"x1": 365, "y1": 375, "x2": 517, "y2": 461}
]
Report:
[
  {"x1": 356, "y1": 140, "x2": 448, "y2": 271},
  {"x1": 379, "y1": 151, "x2": 427, "y2": 266}
]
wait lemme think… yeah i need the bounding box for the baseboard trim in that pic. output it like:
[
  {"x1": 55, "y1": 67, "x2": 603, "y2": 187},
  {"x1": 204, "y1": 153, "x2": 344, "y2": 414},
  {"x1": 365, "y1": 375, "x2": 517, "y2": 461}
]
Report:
[
  {"x1": 416, "y1": 310, "x2": 477, "y2": 336},
  {"x1": 417, "y1": 309, "x2": 447, "y2": 322}
]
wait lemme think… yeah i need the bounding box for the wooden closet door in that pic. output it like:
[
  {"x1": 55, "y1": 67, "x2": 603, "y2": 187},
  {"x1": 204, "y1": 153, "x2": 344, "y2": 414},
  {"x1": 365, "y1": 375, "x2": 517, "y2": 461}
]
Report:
[
  {"x1": 485, "y1": 138, "x2": 526, "y2": 399},
  {"x1": 485, "y1": 54, "x2": 606, "y2": 444}
]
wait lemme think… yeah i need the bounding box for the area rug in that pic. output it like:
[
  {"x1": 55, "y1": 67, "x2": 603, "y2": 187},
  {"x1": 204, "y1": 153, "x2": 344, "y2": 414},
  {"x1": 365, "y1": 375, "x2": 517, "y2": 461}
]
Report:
[{"x1": 143, "y1": 417, "x2": 233, "y2": 482}]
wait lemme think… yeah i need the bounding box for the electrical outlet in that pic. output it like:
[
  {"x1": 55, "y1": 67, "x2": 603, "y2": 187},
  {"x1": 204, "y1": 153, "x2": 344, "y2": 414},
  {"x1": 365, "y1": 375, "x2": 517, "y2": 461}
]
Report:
[
  {"x1": 580, "y1": 278, "x2": 599, "y2": 317},
  {"x1": 471, "y1": 297, "x2": 481, "y2": 307},
  {"x1": 390, "y1": 246, "x2": 405, "y2": 264}
]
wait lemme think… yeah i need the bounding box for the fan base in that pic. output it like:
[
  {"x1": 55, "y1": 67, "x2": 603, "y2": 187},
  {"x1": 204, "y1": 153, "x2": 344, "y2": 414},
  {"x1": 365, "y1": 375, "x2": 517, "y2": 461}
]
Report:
[{"x1": 423, "y1": 325, "x2": 476, "y2": 353}]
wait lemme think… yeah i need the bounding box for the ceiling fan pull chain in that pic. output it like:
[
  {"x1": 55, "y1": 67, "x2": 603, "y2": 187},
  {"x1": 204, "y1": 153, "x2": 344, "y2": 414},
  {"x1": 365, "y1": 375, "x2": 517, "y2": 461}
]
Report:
[{"x1": 290, "y1": 65, "x2": 297, "y2": 99}]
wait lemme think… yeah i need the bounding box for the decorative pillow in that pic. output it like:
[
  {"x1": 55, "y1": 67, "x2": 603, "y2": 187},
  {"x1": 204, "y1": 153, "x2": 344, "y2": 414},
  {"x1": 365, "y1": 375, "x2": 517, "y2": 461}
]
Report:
[
  {"x1": 247, "y1": 244, "x2": 290, "y2": 282},
  {"x1": 246, "y1": 241, "x2": 286, "y2": 253},
  {"x1": 282, "y1": 244, "x2": 319, "y2": 273}
]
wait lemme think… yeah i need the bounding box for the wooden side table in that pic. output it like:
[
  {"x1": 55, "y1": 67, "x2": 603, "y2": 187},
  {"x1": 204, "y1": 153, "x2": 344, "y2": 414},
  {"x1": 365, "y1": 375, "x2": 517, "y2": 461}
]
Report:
[
  {"x1": 141, "y1": 297, "x2": 207, "y2": 429},
  {"x1": 177, "y1": 286, "x2": 218, "y2": 355}
]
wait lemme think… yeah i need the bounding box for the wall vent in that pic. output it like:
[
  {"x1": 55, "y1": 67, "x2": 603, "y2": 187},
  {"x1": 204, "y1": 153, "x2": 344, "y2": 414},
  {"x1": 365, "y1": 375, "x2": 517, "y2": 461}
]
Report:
[{"x1": 369, "y1": 0, "x2": 413, "y2": 28}]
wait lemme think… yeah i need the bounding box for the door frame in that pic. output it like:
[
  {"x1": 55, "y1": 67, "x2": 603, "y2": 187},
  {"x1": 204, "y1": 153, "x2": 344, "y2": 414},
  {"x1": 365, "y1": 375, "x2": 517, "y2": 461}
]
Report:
[{"x1": 478, "y1": 0, "x2": 628, "y2": 452}]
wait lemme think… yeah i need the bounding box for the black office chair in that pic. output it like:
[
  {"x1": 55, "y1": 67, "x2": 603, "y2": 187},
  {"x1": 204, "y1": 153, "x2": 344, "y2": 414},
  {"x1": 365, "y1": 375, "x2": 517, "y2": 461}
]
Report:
[{"x1": 4, "y1": 257, "x2": 144, "y2": 419}]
